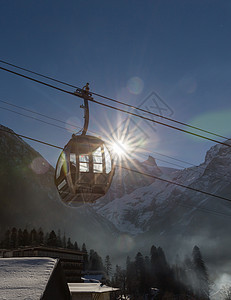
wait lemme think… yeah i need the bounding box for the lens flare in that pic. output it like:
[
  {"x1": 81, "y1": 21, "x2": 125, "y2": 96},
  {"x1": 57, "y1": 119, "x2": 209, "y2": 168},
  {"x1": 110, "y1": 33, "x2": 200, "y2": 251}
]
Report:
[
  {"x1": 178, "y1": 75, "x2": 197, "y2": 94},
  {"x1": 30, "y1": 157, "x2": 50, "y2": 175},
  {"x1": 116, "y1": 234, "x2": 135, "y2": 253},
  {"x1": 111, "y1": 140, "x2": 128, "y2": 157},
  {"x1": 127, "y1": 77, "x2": 144, "y2": 95},
  {"x1": 189, "y1": 109, "x2": 231, "y2": 141},
  {"x1": 96, "y1": 115, "x2": 152, "y2": 166}
]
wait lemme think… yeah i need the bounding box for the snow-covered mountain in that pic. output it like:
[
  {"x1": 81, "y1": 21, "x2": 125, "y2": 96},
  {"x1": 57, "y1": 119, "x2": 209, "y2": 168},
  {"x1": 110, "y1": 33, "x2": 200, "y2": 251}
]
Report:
[
  {"x1": 93, "y1": 140, "x2": 231, "y2": 237},
  {"x1": 90, "y1": 139, "x2": 231, "y2": 277},
  {"x1": 1, "y1": 123, "x2": 231, "y2": 276}
]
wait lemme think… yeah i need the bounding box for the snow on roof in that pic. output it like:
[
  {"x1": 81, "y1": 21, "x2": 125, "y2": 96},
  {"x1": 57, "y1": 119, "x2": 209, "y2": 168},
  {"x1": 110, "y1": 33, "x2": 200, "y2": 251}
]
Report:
[
  {"x1": 0, "y1": 257, "x2": 57, "y2": 300},
  {"x1": 82, "y1": 274, "x2": 105, "y2": 282},
  {"x1": 68, "y1": 283, "x2": 119, "y2": 293}
]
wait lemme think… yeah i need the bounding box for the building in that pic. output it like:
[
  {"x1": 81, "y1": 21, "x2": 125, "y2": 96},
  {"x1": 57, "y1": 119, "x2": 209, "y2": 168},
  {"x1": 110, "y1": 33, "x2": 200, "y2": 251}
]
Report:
[
  {"x1": 68, "y1": 283, "x2": 119, "y2": 300},
  {"x1": 1, "y1": 246, "x2": 85, "y2": 282},
  {"x1": 0, "y1": 257, "x2": 71, "y2": 300},
  {"x1": 0, "y1": 254, "x2": 119, "y2": 299},
  {"x1": 82, "y1": 270, "x2": 107, "y2": 283}
]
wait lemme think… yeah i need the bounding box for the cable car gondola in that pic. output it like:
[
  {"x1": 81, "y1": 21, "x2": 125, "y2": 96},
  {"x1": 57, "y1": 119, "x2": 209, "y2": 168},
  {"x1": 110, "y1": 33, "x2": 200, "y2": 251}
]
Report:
[{"x1": 55, "y1": 84, "x2": 114, "y2": 207}]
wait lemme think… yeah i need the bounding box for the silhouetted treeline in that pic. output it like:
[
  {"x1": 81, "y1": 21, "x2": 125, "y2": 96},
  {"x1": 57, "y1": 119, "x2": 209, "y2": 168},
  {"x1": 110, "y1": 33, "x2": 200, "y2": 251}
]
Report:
[
  {"x1": 81, "y1": 245, "x2": 112, "y2": 276},
  {"x1": 111, "y1": 245, "x2": 210, "y2": 300},
  {"x1": 0, "y1": 227, "x2": 81, "y2": 250},
  {"x1": 0, "y1": 227, "x2": 108, "y2": 274}
]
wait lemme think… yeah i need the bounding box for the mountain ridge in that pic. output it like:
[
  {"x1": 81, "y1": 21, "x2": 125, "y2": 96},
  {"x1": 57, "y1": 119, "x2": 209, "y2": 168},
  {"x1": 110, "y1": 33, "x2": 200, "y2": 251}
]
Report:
[
  {"x1": 0, "y1": 124, "x2": 120, "y2": 253},
  {"x1": 1, "y1": 124, "x2": 231, "y2": 279}
]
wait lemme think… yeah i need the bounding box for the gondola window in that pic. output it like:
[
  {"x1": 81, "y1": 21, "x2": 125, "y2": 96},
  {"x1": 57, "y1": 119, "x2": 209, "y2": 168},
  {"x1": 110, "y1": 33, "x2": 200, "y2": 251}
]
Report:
[
  {"x1": 93, "y1": 147, "x2": 103, "y2": 173},
  {"x1": 79, "y1": 155, "x2": 89, "y2": 172}
]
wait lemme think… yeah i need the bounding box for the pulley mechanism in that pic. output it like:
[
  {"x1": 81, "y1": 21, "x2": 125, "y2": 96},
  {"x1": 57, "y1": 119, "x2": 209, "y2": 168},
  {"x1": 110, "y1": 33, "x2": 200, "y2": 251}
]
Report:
[
  {"x1": 55, "y1": 83, "x2": 114, "y2": 207},
  {"x1": 74, "y1": 83, "x2": 92, "y2": 135}
]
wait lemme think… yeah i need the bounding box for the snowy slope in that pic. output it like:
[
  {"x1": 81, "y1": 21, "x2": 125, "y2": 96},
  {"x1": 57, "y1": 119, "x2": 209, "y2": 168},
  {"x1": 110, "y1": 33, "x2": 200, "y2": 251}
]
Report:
[
  {"x1": 92, "y1": 139, "x2": 231, "y2": 237},
  {"x1": 93, "y1": 169, "x2": 178, "y2": 234},
  {"x1": 2, "y1": 123, "x2": 231, "y2": 272},
  {"x1": 0, "y1": 257, "x2": 57, "y2": 300}
]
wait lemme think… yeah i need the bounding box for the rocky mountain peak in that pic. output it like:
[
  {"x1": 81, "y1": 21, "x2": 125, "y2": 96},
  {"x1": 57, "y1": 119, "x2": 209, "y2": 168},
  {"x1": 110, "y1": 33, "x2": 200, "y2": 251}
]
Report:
[
  {"x1": 142, "y1": 155, "x2": 158, "y2": 167},
  {"x1": 1, "y1": 124, "x2": 231, "y2": 277},
  {"x1": 0, "y1": 124, "x2": 39, "y2": 159},
  {"x1": 204, "y1": 139, "x2": 231, "y2": 166}
]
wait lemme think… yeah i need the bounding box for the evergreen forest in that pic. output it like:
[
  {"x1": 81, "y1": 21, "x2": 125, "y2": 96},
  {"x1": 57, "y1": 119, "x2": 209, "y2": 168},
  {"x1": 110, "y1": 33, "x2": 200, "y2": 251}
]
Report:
[{"x1": 0, "y1": 227, "x2": 210, "y2": 299}]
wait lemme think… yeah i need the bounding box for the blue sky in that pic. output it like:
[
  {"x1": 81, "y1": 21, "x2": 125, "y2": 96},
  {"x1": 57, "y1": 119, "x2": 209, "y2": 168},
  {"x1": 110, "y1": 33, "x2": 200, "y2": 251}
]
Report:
[{"x1": 0, "y1": 0, "x2": 231, "y2": 168}]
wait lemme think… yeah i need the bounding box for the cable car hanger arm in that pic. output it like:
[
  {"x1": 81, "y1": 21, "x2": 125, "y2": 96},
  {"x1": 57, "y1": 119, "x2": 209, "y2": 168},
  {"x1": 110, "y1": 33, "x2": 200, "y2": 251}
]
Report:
[
  {"x1": 74, "y1": 83, "x2": 92, "y2": 136},
  {"x1": 1, "y1": 65, "x2": 231, "y2": 148}
]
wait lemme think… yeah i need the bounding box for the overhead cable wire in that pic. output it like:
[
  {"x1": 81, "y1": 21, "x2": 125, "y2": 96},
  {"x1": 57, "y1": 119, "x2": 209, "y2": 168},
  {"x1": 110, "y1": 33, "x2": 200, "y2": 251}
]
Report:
[
  {"x1": 1, "y1": 126, "x2": 231, "y2": 219},
  {"x1": 0, "y1": 106, "x2": 76, "y2": 133},
  {"x1": 0, "y1": 59, "x2": 228, "y2": 140},
  {"x1": 0, "y1": 99, "x2": 78, "y2": 129},
  {"x1": 0, "y1": 127, "x2": 62, "y2": 150},
  {"x1": 178, "y1": 203, "x2": 231, "y2": 219},
  {"x1": 2, "y1": 98, "x2": 191, "y2": 167},
  {"x1": 148, "y1": 150, "x2": 195, "y2": 167},
  {"x1": 0, "y1": 125, "x2": 230, "y2": 204},
  {"x1": 0, "y1": 98, "x2": 191, "y2": 169},
  {"x1": 2, "y1": 96, "x2": 231, "y2": 183},
  {"x1": 0, "y1": 62, "x2": 230, "y2": 216},
  {"x1": 117, "y1": 165, "x2": 231, "y2": 203},
  {"x1": 0, "y1": 103, "x2": 186, "y2": 169},
  {"x1": 0, "y1": 104, "x2": 216, "y2": 175},
  {"x1": 0, "y1": 59, "x2": 77, "y2": 89},
  {"x1": 1, "y1": 65, "x2": 231, "y2": 181},
  {"x1": 0, "y1": 98, "x2": 187, "y2": 169},
  {"x1": 0, "y1": 98, "x2": 100, "y2": 136},
  {"x1": 0, "y1": 65, "x2": 231, "y2": 149},
  {"x1": 90, "y1": 91, "x2": 228, "y2": 140}
]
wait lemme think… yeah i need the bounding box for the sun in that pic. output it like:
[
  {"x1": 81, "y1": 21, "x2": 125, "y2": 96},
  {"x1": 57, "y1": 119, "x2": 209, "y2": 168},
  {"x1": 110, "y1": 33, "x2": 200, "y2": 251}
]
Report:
[{"x1": 111, "y1": 140, "x2": 128, "y2": 158}]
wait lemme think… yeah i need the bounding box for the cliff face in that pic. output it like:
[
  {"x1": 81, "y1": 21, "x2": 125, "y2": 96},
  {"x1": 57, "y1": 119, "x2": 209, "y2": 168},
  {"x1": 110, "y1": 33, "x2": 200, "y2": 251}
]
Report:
[
  {"x1": 90, "y1": 138, "x2": 231, "y2": 274},
  {"x1": 92, "y1": 139, "x2": 231, "y2": 237}
]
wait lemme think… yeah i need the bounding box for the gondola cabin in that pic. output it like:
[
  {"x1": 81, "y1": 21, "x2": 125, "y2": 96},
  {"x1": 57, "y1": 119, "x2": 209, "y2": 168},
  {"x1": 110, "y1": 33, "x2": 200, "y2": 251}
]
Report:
[{"x1": 55, "y1": 135, "x2": 114, "y2": 206}]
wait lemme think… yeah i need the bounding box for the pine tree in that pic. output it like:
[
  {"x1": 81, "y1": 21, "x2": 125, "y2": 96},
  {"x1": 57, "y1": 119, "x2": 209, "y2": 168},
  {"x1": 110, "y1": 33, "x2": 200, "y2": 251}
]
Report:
[
  {"x1": 113, "y1": 265, "x2": 127, "y2": 298},
  {"x1": 3, "y1": 229, "x2": 11, "y2": 249},
  {"x1": 44, "y1": 232, "x2": 49, "y2": 246},
  {"x1": 82, "y1": 243, "x2": 88, "y2": 270},
  {"x1": 89, "y1": 249, "x2": 104, "y2": 271},
  {"x1": 74, "y1": 241, "x2": 79, "y2": 250},
  {"x1": 30, "y1": 229, "x2": 37, "y2": 246},
  {"x1": 67, "y1": 237, "x2": 74, "y2": 249},
  {"x1": 62, "y1": 233, "x2": 67, "y2": 248},
  {"x1": 22, "y1": 229, "x2": 29, "y2": 246},
  {"x1": 82, "y1": 243, "x2": 87, "y2": 252},
  {"x1": 10, "y1": 227, "x2": 17, "y2": 249},
  {"x1": 144, "y1": 255, "x2": 151, "y2": 292},
  {"x1": 150, "y1": 245, "x2": 158, "y2": 287},
  {"x1": 192, "y1": 245, "x2": 209, "y2": 299},
  {"x1": 47, "y1": 230, "x2": 57, "y2": 247},
  {"x1": 37, "y1": 228, "x2": 44, "y2": 245},
  {"x1": 17, "y1": 228, "x2": 24, "y2": 247},
  {"x1": 126, "y1": 256, "x2": 137, "y2": 296},
  {"x1": 158, "y1": 247, "x2": 172, "y2": 292},
  {"x1": 183, "y1": 255, "x2": 194, "y2": 295},
  {"x1": 105, "y1": 255, "x2": 112, "y2": 278},
  {"x1": 57, "y1": 229, "x2": 62, "y2": 247},
  {"x1": 171, "y1": 254, "x2": 191, "y2": 296},
  {"x1": 150, "y1": 245, "x2": 172, "y2": 296},
  {"x1": 135, "y1": 252, "x2": 146, "y2": 295}
]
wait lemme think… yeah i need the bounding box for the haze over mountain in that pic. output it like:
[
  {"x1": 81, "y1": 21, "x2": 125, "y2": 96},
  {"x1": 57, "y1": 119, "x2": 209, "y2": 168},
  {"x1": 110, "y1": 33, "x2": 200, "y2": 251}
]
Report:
[
  {"x1": 0, "y1": 125, "x2": 119, "y2": 252},
  {"x1": 1, "y1": 124, "x2": 231, "y2": 287}
]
